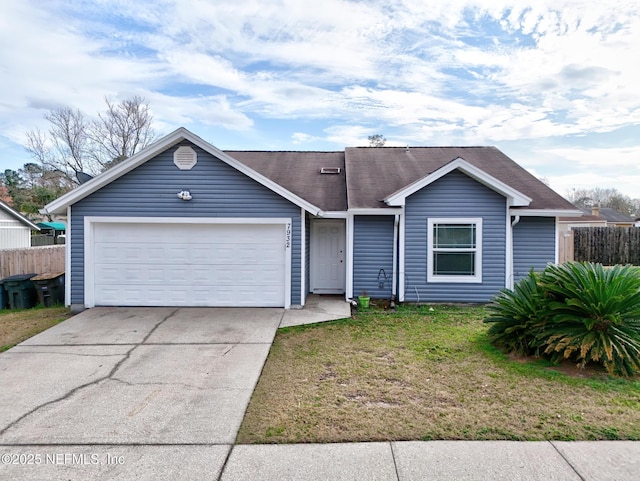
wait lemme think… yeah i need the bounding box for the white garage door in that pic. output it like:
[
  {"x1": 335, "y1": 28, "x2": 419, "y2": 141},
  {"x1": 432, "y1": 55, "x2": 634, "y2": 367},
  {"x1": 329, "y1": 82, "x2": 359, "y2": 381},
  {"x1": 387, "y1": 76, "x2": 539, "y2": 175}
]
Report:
[{"x1": 91, "y1": 222, "x2": 287, "y2": 307}]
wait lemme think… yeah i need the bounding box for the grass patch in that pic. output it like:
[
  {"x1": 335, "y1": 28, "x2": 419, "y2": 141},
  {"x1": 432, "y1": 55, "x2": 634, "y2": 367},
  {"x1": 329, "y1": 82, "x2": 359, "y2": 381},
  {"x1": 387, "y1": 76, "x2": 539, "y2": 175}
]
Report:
[
  {"x1": 237, "y1": 305, "x2": 640, "y2": 443},
  {"x1": 0, "y1": 306, "x2": 72, "y2": 351}
]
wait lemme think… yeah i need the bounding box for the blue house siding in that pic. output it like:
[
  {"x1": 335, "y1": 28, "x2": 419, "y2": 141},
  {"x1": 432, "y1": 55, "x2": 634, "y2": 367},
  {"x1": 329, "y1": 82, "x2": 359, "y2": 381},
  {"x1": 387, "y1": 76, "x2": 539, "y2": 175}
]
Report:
[
  {"x1": 513, "y1": 216, "x2": 556, "y2": 283},
  {"x1": 404, "y1": 170, "x2": 506, "y2": 303},
  {"x1": 353, "y1": 215, "x2": 395, "y2": 299},
  {"x1": 70, "y1": 141, "x2": 302, "y2": 306}
]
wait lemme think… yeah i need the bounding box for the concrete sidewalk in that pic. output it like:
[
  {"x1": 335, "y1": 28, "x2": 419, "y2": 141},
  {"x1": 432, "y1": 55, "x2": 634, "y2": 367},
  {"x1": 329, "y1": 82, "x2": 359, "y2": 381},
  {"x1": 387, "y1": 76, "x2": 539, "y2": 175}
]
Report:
[
  {"x1": 220, "y1": 440, "x2": 640, "y2": 481},
  {"x1": 0, "y1": 440, "x2": 637, "y2": 480}
]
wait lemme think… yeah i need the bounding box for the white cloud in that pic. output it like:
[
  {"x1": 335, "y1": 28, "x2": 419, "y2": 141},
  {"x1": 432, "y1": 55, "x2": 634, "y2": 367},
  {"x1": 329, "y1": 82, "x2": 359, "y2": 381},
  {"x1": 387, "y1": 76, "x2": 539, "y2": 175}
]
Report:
[{"x1": 0, "y1": 0, "x2": 639, "y2": 204}]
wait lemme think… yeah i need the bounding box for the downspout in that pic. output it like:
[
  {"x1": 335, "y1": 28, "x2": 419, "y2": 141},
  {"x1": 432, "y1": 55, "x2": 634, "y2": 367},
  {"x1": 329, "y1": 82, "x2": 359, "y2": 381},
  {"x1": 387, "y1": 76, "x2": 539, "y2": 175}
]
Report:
[
  {"x1": 392, "y1": 214, "x2": 399, "y2": 300},
  {"x1": 508, "y1": 214, "x2": 520, "y2": 290}
]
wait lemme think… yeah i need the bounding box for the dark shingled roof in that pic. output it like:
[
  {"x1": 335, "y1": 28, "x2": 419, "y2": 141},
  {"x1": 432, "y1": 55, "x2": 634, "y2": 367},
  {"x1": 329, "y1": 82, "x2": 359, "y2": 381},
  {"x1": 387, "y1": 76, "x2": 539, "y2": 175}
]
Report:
[
  {"x1": 344, "y1": 146, "x2": 577, "y2": 211},
  {"x1": 223, "y1": 146, "x2": 576, "y2": 212},
  {"x1": 225, "y1": 151, "x2": 347, "y2": 212}
]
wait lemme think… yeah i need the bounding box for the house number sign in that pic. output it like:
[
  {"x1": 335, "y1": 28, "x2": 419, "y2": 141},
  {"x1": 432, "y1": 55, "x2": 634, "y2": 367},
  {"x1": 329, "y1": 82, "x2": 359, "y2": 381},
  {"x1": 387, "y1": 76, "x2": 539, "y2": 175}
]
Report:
[{"x1": 285, "y1": 223, "x2": 291, "y2": 248}]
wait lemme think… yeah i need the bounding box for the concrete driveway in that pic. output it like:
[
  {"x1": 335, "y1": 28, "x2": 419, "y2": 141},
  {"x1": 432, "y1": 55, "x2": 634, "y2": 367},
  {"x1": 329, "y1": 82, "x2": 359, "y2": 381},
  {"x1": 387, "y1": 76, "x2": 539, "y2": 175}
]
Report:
[{"x1": 0, "y1": 307, "x2": 283, "y2": 480}]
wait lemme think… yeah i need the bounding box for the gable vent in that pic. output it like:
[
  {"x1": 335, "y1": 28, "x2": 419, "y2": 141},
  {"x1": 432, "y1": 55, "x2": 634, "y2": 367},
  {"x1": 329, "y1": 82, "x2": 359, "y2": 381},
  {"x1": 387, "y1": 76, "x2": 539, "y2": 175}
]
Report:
[
  {"x1": 174, "y1": 146, "x2": 197, "y2": 170},
  {"x1": 320, "y1": 167, "x2": 341, "y2": 174}
]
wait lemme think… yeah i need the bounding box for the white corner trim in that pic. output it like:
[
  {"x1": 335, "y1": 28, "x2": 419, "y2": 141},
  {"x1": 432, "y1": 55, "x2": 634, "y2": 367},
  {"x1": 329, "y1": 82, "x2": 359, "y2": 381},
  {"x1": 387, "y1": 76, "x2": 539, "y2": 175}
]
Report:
[
  {"x1": 345, "y1": 213, "x2": 354, "y2": 300},
  {"x1": 398, "y1": 206, "x2": 406, "y2": 302},
  {"x1": 384, "y1": 157, "x2": 532, "y2": 207},
  {"x1": 505, "y1": 206, "x2": 514, "y2": 289},
  {"x1": 65, "y1": 205, "x2": 72, "y2": 307},
  {"x1": 300, "y1": 208, "x2": 306, "y2": 307}
]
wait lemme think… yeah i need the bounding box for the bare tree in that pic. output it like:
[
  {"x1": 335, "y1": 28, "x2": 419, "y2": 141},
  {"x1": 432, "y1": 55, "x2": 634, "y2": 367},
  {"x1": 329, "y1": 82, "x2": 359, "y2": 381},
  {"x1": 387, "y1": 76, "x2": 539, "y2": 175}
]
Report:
[
  {"x1": 89, "y1": 96, "x2": 156, "y2": 169},
  {"x1": 26, "y1": 107, "x2": 92, "y2": 180},
  {"x1": 25, "y1": 96, "x2": 156, "y2": 184},
  {"x1": 368, "y1": 134, "x2": 386, "y2": 147}
]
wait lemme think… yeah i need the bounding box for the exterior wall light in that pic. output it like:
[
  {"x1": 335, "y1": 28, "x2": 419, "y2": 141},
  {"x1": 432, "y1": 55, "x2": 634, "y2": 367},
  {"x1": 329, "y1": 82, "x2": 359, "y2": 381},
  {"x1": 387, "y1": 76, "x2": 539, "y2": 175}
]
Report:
[{"x1": 177, "y1": 190, "x2": 192, "y2": 201}]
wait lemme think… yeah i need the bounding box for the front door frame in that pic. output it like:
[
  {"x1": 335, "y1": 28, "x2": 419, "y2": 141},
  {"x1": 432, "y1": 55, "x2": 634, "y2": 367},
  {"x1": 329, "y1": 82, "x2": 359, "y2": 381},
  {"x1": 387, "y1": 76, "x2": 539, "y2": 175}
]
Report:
[{"x1": 310, "y1": 218, "x2": 346, "y2": 294}]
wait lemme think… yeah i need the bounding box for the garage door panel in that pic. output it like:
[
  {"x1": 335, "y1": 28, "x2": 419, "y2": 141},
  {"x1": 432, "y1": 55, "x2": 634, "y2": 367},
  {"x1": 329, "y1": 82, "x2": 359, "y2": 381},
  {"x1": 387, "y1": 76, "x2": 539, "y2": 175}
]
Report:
[{"x1": 91, "y1": 222, "x2": 287, "y2": 307}]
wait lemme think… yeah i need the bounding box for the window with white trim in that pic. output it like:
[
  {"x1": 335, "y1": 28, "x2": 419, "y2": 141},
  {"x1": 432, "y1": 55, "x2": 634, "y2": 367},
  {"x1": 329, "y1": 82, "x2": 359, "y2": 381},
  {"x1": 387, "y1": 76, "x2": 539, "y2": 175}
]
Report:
[{"x1": 427, "y1": 218, "x2": 482, "y2": 283}]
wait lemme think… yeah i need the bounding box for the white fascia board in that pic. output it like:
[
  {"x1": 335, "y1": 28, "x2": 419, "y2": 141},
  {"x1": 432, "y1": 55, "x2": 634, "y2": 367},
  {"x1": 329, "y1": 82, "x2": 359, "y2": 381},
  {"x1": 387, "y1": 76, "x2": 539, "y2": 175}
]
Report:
[
  {"x1": 348, "y1": 208, "x2": 403, "y2": 215},
  {"x1": 43, "y1": 127, "x2": 323, "y2": 216},
  {"x1": 384, "y1": 157, "x2": 532, "y2": 207},
  {"x1": 318, "y1": 211, "x2": 348, "y2": 219},
  {"x1": 1, "y1": 202, "x2": 40, "y2": 230},
  {"x1": 510, "y1": 209, "x2": 584, "y2": 217}
]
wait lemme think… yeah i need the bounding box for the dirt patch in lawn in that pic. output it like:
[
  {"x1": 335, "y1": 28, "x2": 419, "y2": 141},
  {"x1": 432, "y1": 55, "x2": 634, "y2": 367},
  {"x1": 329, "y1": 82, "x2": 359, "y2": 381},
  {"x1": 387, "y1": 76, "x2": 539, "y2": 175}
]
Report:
[
  {"x1": 0, "y1": 307, "x2": 72, "y2": 351},
  {"x1": 237, "y1": 305, "x2": 640, "y2": 443}
]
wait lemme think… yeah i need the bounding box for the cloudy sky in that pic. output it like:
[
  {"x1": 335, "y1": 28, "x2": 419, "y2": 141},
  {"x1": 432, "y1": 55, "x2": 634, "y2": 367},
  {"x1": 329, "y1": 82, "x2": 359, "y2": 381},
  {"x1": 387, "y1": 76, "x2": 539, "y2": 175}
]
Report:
[{"x1": 1, "y1": 0, "x2": 639, "y2": 200}]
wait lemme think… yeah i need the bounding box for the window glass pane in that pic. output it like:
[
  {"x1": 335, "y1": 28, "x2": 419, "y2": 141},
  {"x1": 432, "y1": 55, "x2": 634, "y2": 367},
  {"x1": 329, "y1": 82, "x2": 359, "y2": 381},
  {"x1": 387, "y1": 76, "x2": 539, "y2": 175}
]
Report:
[
  {"x1": 434, "y1": 224, "x2": 475, "y2": 248},
  {"x1": 433, "y1": 252, "x2": 475, "y2": 276}
]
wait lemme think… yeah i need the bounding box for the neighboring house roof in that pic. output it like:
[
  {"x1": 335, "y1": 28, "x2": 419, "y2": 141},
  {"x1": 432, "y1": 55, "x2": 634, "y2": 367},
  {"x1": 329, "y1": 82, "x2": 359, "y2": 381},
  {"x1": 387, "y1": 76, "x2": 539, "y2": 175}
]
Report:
[
  {"x1": 36, "y1": 221, "x2": 66, "y2": 231},
  {"x1": 41, "y1": 127, "x2": 579, "y2": 217},
  {"x1": 0, "y1": 200, "x2": 40, "y2": 230},
  {"x1": 597, "y1": 207, "x2": 635, "y2": 223},
  {"x1": 560, "y1": 207, "x2": 635, "y2": 224}
]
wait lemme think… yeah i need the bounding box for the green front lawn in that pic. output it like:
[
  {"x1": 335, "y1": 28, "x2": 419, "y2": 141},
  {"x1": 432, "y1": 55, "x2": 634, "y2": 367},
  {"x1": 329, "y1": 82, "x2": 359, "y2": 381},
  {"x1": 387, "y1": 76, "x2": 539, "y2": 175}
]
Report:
[
  {"x1": 237, "y1": 305, "x2": 640, "y2": 443},
  {"x1": 0, "y1": 306, "x2": 72, "y2": 352}
]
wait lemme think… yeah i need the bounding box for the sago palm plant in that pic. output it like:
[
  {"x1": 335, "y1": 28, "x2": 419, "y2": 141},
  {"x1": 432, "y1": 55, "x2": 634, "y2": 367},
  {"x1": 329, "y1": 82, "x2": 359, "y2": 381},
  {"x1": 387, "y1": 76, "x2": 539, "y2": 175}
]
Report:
[
  {"x1": 539, "y1": 262, "x2": 640, "y2": 376},
  {"x1": 484, "y1": 271, "x2": 548, "y2": 355}
]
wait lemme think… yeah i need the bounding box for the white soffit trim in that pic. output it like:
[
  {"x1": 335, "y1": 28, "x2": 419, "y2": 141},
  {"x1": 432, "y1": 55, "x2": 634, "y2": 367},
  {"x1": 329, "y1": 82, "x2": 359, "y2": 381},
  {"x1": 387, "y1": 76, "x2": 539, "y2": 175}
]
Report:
[
  {"x1": 348, "y1": 208, "x2": 403, "y2": 215},
  {"x1": 384, "y1": 157, "x2": 532, "y2": 207},
  {"x1": 511, "y1": 209, "x2": 584, "y2": 216},
  {"x1": 43, "y1": 127, "x2": 323, "y2": 216}
]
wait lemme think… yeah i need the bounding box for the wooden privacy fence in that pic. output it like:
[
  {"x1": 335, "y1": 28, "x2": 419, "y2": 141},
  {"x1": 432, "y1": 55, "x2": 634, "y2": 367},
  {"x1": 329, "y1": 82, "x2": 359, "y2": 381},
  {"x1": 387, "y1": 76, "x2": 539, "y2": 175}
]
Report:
[
  {"x1": 557, "y1": 230, "x2": 575, "y2": 264},
  {"x1": 0, "y1": 245, "x2": 65, "y2": 278},
  {"x1": 573, "y1": 227, "x2": 640, "y2": 265}
]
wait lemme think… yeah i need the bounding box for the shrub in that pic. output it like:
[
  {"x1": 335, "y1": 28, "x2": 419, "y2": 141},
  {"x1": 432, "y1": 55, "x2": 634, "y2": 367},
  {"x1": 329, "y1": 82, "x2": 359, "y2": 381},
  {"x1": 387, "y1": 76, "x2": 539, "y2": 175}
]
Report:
[
  {"x1": 484, "y1": 262, "x2": 640, "y2": 377},
  {"x1": 539, "y1": 263, "x2": 640, "y2": 377},
  {"x1": 484, "y1": 271, "x2": 547, "y2": 355}
]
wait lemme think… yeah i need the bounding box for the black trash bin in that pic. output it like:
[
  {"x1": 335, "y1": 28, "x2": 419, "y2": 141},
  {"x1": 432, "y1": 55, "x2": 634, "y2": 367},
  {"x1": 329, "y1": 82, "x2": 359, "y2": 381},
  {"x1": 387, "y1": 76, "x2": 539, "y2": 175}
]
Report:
[
  {"x1": 2, "y1": 273, "x2": 38, "y2": 309},
  {"x1": 0, "y1": 278, "x2": 7, "y2": 310},
  {"x1": 31, "y1": 272, "x2": 65, "y2": 307}
]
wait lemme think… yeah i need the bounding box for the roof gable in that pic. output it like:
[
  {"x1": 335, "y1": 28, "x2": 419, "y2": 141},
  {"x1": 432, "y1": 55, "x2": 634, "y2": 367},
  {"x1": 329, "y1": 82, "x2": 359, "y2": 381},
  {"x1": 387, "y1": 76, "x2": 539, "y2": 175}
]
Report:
[
  {"x1": 43, "y1": 128, "x2": 323, "y2": 215},
  {"x1": 0, "y1": 201, "x2": 40, "y2": 230},
  {"x1": 384, "y1": 157, "x2": 532, "y2": 207},
  {"x1": 344, "y1": 146, "x2": 579, "y2": 213}
]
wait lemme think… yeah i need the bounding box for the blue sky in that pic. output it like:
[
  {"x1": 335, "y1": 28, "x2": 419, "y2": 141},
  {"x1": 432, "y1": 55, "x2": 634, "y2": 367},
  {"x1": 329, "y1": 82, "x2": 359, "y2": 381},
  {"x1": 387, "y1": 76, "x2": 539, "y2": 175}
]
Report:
[{"x1": 1, "y1": 0, "x2": 639, "y2": 199}]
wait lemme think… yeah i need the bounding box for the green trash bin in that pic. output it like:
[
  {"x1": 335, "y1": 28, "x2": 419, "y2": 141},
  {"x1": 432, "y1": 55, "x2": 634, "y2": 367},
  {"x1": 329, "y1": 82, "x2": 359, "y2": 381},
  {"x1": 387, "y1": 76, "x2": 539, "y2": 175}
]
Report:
[
  {"x1": 2, "y1": 273, "x2": 38, "y2": 309},
  {"x1": 31, "y1": 272, "x2": 65, "y2": 307}
]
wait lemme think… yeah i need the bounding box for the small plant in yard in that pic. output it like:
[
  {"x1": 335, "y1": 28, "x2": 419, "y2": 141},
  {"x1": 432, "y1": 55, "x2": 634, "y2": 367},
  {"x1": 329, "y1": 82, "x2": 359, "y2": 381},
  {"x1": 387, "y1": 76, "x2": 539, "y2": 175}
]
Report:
[
  {"x1": 484, "y1": 271, "x2": 546, "y2": 355},
  {"x1": 484, "y1": 262, "x2": 640, "y2": 377}
]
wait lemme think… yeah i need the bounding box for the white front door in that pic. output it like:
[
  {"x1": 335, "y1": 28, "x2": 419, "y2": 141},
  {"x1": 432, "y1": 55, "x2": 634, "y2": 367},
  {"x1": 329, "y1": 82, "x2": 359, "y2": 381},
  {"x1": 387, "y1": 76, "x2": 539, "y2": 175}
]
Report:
[{"x1": 311, "y1": 220, "x2": 345, "y2": 294}]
